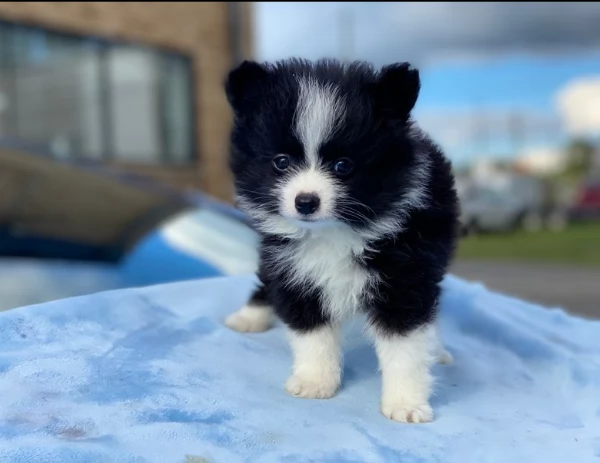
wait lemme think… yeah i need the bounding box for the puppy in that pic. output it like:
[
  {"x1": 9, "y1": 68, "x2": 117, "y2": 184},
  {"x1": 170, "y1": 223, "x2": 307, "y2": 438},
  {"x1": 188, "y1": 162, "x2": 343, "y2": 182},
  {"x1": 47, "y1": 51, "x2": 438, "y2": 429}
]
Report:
[{"x1": 223, "y1": 58, "x2": 460, "y2": 423}]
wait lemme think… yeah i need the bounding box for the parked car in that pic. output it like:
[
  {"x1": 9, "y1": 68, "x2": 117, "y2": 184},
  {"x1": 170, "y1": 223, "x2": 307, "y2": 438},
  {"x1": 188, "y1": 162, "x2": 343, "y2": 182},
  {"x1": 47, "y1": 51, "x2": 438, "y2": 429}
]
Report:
[
  {"x1": 568, "y1": 177, "x2": 600, "y2": 221},
  {"x1": 0, "y1": 143, "x2": 260, "y2": 312},
  {"x1": 459, "y1": 175, "x2": 564, "y2": 235},
  {"x1": 0, "y1": 197, "x2": 260, "y2": 312}
]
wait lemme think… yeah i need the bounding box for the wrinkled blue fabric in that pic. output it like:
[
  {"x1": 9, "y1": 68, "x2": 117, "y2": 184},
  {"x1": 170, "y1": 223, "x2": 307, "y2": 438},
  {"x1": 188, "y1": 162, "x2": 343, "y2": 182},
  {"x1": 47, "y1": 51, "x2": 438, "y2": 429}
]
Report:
[{"x1": 0, "y1": 274, "x2": 598, "y2": 463}]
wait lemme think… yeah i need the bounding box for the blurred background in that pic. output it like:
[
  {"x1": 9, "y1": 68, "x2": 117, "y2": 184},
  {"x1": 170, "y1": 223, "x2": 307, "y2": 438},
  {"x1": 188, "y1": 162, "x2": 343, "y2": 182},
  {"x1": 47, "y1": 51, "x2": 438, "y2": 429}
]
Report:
[{"x1": 0, "y1": 2, "x2": 598, "y2": 318}]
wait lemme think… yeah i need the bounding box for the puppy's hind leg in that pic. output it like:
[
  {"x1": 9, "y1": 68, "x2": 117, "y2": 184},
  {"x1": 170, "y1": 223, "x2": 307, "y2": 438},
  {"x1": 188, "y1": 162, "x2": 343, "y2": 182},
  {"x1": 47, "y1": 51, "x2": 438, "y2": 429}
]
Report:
[
  {"x1": 225, "y1": 283, "x2": 275, "y2": 333},
  {"x1": 436, "y1": 347, "x2": 454, "y2": 365},
  {"x1": 434, "y1": 325, "x2": 453, "y2": 365}
]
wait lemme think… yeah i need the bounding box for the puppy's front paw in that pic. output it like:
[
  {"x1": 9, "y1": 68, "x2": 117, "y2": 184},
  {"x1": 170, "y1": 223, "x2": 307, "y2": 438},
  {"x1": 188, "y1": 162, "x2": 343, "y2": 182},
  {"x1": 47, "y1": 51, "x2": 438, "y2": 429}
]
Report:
[
  {"x1": 285, "y1": 373, "x2": 339, "y2": 399},
  {"x1": 225, "y1": 305, "x2": 273, "y2": 333},
  {"x1": 381, "y1": 402, "x2": 433, "y2": 423}
]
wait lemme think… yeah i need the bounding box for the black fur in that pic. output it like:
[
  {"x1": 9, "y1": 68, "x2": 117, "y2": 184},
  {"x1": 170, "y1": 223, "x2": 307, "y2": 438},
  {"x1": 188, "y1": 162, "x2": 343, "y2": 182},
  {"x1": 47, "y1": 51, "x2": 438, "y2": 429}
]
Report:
[{"x1": 225, "y1": 58, "x2": 460, "y2": 338}]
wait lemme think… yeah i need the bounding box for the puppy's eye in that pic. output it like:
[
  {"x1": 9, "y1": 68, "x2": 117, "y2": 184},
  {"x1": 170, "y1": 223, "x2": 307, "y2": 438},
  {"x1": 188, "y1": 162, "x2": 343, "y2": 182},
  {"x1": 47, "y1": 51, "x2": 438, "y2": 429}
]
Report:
[
  {"x1": 272, "y1": 154, "x2": 291, "y2": 172},
  {"x1": 332, "y1": 158, "x2": 354, "y2": 177}
]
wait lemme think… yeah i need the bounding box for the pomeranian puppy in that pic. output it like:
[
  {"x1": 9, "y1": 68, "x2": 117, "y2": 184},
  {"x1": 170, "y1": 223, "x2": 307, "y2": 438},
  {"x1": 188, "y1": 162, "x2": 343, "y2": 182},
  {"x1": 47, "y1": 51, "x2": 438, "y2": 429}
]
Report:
[{"x1": 223, "y1": 58, "x2": 459, "y2": 423}]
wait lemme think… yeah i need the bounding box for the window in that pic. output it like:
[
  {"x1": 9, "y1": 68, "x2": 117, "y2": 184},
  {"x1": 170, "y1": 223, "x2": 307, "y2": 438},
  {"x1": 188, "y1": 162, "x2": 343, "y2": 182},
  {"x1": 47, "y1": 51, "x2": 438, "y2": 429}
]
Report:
[{"x1": 0, "y1": 20, "x2": 195, "y2": 165}]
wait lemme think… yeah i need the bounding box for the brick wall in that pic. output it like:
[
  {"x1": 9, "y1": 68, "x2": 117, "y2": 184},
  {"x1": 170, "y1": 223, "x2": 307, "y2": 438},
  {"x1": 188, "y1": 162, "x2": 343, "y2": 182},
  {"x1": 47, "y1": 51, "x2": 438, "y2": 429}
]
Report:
[{"x1": 0, "y1": 2, "x2": 254, "y2": 202}]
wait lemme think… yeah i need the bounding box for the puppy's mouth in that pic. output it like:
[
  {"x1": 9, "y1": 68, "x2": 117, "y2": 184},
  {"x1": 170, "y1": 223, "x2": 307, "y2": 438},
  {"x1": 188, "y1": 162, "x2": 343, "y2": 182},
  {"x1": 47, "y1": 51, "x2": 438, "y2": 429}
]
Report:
[
  {"x1": 294, "y1": 216, "x2": 321, "y2": 223},
  {"x1": 284, "y1": 214, "x2": 337, "y2": 230}
]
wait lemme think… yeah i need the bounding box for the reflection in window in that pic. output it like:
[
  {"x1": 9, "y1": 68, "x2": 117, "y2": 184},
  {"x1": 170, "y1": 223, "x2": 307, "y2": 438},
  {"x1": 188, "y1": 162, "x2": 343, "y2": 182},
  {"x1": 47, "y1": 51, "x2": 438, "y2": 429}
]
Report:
[
  {"x1": 163, "y1": 56, "x2": 194, "y2": 164},
  {"x1": 0, "y1": 20, "x2": 194, "y2": 165},
  {"x1": 108, "y1": 46, "x2": 162, "y2": 163}
]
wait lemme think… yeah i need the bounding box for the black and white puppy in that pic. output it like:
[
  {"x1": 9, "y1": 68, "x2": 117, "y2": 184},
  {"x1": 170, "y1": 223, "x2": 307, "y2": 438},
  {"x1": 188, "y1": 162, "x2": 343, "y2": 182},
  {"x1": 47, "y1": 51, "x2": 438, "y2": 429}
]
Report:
[{"x1": 223, "y1": 58, "x2": 460, "y2": 423}]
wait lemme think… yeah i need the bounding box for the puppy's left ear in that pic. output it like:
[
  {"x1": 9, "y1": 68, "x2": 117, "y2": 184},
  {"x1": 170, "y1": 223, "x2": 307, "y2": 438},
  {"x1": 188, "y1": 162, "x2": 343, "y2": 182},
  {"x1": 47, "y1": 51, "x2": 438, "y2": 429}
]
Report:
[
  {"x1": 373, "y1": 63, "x2": 420, "y2": 122},
  {"x1": 224, "y1": 60, "x2": 270, "y2": 113}
]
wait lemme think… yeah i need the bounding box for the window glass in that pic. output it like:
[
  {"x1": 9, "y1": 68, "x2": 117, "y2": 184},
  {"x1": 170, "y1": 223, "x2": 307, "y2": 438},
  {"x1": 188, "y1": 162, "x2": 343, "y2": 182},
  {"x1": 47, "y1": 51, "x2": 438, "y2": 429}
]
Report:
[
  {"x1": 162, "y1": 55, "x2": 194, "y2": 164},
  {"x1": 0, "y1": 21, "x2": 194, "y2": 165}
]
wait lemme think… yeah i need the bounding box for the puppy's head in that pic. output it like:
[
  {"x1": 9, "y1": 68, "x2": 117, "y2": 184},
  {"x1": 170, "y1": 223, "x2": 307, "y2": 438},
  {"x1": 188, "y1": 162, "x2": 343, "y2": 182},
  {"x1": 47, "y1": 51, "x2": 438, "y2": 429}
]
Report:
[{"x1": 225, "y1": 58, "x2": 424, "y2": 237}]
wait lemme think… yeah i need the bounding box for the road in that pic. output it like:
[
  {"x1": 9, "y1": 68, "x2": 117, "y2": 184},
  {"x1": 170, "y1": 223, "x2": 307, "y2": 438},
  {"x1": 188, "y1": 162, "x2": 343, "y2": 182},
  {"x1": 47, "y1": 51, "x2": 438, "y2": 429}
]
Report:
[{"x1": 451, "y1": 260, "x2": 600, "y2": 319}]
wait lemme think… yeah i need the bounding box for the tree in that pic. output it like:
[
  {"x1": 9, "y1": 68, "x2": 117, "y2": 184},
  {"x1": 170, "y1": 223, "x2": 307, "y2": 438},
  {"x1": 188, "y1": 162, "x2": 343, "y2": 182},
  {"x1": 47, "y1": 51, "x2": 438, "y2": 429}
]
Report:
[{"x1": 565, "y1": 138, "x2": 595, "y2": 180}]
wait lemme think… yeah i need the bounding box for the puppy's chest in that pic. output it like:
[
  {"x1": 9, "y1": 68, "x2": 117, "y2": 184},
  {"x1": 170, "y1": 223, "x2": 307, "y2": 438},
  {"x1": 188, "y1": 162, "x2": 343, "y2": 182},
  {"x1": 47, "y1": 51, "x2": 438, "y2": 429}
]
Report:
[{"x1": 274, "y1": 229, "x2": 376, "y2": 320}]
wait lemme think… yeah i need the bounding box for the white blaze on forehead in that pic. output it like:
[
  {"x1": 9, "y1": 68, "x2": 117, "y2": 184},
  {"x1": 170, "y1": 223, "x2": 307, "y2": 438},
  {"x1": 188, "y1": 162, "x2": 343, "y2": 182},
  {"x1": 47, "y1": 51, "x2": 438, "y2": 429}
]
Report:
[
  {"x1": 276, "y1": 77, "x2": 346, "y2": 222},
  {"x1": 294, "y1": 77, "x2": 346, "y2": 167}
]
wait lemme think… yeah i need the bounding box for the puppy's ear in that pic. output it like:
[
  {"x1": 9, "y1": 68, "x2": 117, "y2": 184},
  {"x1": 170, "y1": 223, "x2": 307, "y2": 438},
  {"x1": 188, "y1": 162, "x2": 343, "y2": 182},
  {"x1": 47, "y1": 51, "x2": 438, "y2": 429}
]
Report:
[
  {"x1": 225, "y1": 60, "x2": 269, "y2": 113},
  {"x1": 372, "y1": 63, "x2": 420, "y2": 121}
]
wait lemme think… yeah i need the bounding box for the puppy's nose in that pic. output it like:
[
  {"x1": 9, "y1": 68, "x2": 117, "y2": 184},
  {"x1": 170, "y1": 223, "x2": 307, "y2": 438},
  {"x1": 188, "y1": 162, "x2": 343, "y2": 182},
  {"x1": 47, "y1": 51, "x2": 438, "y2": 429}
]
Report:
[{"x1": 295, "y1": 193, "x2": 320, "y2": 215}]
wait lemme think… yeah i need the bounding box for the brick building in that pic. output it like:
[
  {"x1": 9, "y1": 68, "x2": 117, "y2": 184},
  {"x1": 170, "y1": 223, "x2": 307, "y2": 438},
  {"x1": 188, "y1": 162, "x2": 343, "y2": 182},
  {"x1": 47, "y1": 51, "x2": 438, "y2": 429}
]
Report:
[{"x1": 0, "y1": 2, "x2": 254, "y2": 203}]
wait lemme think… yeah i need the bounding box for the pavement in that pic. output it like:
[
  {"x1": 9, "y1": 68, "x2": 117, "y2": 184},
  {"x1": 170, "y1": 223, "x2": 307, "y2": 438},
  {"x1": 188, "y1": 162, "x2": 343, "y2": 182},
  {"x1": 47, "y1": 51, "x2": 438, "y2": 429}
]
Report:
[{"x1": 451, "y1": 260, "x2": 600, "y2": 320}]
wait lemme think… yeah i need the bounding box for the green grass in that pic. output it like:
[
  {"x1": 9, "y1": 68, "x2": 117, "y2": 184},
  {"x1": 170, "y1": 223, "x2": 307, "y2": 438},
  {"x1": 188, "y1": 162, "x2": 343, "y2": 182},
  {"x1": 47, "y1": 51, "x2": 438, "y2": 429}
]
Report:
[{"x1": 456, "y1": 221, "x2": 600, "y2": 267}]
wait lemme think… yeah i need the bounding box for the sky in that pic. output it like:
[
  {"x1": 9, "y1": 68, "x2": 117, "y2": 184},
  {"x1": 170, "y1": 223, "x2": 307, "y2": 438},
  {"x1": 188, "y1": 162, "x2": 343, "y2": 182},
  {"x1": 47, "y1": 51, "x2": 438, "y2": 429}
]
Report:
[{"x1": 253, "y1": 2, "x2": 600, "y2": 168}]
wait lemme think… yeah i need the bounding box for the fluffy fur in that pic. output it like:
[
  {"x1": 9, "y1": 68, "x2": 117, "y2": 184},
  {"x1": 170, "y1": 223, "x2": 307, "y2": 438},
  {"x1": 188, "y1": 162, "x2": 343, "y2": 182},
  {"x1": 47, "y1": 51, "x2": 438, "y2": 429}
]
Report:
[{"x1": 223, "y1": 58, "x2": 460, "y2": 423}]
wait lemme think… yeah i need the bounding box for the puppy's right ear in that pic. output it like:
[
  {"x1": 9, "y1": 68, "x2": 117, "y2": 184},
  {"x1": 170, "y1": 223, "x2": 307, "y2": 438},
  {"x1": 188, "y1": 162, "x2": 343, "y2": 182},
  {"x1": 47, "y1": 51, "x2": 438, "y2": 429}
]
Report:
[{"x1": 225, "y1": 60, "x2": 269, "y2": 113}]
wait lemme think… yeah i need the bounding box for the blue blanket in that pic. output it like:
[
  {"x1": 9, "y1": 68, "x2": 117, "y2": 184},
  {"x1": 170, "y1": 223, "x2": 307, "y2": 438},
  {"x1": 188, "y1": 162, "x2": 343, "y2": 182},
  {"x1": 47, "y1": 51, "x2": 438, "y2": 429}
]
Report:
[{"x1": 0, "y1": 274, "x2": 598, "y2": 463}]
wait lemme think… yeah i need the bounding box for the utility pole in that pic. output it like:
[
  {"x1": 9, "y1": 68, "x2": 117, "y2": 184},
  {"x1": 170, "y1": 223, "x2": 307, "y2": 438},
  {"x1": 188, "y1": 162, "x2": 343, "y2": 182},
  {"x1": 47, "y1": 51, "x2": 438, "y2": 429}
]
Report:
[
  {"x1": 508, "y1": 110, "x2": 524, "y2": 157},
  {"x1": 338, "y1": 7, "x2": 355, "y2": 64},
  {"x1": 477, "y1": 106, "x2": 491, "y2": 158}
]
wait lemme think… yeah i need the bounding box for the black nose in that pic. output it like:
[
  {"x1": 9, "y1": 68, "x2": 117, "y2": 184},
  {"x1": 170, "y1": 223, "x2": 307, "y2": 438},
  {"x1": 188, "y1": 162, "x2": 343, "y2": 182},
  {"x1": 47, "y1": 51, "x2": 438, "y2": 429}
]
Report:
[{"x1": 295, "y1": 193, "x2": 320, "y2": 215}]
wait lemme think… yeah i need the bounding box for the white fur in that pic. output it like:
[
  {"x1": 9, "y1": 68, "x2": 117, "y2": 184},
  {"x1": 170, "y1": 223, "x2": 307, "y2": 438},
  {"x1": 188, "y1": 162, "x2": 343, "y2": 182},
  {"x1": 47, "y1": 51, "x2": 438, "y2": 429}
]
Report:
[
  {"x1": 285, "y1": 324, "x2": 342, "y2": 399},
  {"x1": 271, "y1": 223, "x2": 377, "y2": 322},
  {"x1": 372, "y1": 324, "x2": 437, "y2": 423},
  {"x1": 294, "y1": 77, "x2": 345, "y2": 165},
  {"x1": 225, "y1": 303, "x2": 275, "y2": 333}
]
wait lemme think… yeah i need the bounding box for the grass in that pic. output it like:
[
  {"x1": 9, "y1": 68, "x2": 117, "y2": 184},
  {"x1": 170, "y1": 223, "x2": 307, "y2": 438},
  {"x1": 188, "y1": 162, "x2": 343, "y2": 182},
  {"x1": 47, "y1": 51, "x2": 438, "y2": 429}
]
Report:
[{"x1": 456, "y1": 221, "x2": 600, "y2": 267}]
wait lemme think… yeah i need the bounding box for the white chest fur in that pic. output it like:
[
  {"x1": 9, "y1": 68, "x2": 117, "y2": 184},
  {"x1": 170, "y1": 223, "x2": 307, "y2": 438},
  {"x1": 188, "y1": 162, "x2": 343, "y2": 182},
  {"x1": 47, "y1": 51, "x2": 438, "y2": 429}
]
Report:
[{"x1": 274, "y1": 225, "x2": 377, "y2": 321}]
